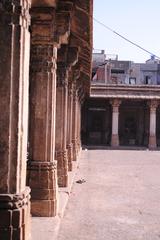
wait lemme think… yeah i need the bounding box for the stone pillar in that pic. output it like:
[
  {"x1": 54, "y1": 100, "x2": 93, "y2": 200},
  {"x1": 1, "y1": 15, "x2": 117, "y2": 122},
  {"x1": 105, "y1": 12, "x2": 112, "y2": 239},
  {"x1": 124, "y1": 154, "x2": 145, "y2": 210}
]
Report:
[
  {"x1": 77, "y1": 99, "x2": 82, "y2": 153},
  {"x1": 0, "y1": 1, "x2": 31, "y2": 239},
  {"x1": 110, "y1": 99, "x2": 121, "y2": 147},
  {"x1": 67, "y1": 80, "x2": 74, "y2": 171},
  {"x1": 27, "y1": 8, "x2": 58, "y2": 217},
  {"x1": 148, "y1": 100, "x2": 158, "y2": 149},
  {"x1": 72, "y1": 84, "x2": 79, "y2": 161},
  {"x1": 55, "y1": 64, "x2": 69, "y2": 187}
]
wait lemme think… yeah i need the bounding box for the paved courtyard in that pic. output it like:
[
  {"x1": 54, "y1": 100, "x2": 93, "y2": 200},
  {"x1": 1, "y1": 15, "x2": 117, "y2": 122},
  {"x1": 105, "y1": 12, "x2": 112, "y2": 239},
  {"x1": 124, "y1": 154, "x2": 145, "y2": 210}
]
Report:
[{"x1": 57, "y1": 149, "x2": 160, "y2": 240}]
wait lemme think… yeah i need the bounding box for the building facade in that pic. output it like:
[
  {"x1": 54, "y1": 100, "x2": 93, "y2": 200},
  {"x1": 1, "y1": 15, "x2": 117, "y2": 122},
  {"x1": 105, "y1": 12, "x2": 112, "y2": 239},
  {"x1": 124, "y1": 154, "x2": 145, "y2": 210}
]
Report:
[
  {"x1": 0, "y1": 1, "x2": 93, "y2": 239},
  {"x1": 82, "y1": 51, "x2": 160, "y2": 148}
]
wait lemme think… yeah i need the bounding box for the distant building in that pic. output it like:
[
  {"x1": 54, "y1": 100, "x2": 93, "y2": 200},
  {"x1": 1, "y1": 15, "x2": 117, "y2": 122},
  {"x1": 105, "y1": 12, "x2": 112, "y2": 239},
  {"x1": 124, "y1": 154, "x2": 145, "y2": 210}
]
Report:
[
  {"x1": 82, "y1": 51, "x2": 160, "y2": 149},
  {"x1": 92, "y1": 51, "x2": 160, "y2": 85}
]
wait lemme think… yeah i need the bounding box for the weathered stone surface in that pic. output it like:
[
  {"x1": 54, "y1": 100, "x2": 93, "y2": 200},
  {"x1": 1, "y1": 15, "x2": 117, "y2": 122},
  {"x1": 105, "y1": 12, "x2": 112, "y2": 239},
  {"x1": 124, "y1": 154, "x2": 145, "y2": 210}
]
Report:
[
  {"x1": 0, "y1": 188, "x2": 31, "y2": 240},
  {"x1": 32, "y1": 0, "x2": 56, "y2": 7},
  {"x1": 67, "y1": 144, "x2": 73, "y2": 171},
  {"x1": 67, "y1": 71, "x2": 74, "y2": 170},
  {"x1": 28, "y1": 7, "x2": 58, "y2": 217},
  {"x1": 0, "y1": 1, "x2": 31, "y2": 239},
  {"x1": 27, "y1": 161, "x2": 58, "y2": 217},
  {"x1": 55, "y1": 52, "x2": 69, "y2": 187},
  {"x1": 31, "y1": 199, "x2": 57, "y2": 217},
  {"x1": 55, "y1": 150, "x2": 68, "y2": 187},
  {"x1": 72, "y1": 87, "x2": 78, "y2": 161},
  {"x1": 0, "y1": 0, "x2": 31, "y2": 194}
]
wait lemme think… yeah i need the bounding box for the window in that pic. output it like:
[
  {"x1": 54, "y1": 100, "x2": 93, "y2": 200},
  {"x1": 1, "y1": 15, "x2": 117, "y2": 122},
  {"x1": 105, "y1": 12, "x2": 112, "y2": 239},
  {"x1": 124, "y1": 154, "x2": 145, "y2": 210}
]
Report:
[
  {"x1": 129, "y1": 77, "x2": 136, "y2": 84},
  {"x1": 119, "y1": 63, "x2": 124, "y2": 68}
]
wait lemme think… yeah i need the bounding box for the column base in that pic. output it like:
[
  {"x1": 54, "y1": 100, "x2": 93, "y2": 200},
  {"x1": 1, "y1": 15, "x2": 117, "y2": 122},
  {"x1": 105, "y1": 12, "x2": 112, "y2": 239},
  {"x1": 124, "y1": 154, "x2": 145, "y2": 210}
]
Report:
[
  {"x1": 111, "y1": 134, "x2": 119, "y2": 147},
  {"x1": 0, "y1": 187, "x2": 31, "y2": 240},
  {"x1": 27, "y1": 161, "x2": 58, "y2": 217},
  {"x1": 67, "y1": 143, "x2": 73, "y2": 171},
  {"x1": 31, "y1": 199, "x2": 57, "y2": 217},
  {"x1": 55, "y1": 150, "x2": 68, "y2": 187},
  {"x1": 149, "y1": 136, "x2": 157, "y2": 149}
]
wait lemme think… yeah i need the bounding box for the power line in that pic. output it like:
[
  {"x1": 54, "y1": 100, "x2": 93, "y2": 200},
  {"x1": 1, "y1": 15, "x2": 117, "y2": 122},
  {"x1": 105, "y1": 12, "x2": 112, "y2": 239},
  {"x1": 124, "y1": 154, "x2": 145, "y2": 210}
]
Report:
[{"x1": 93, "y1": 17, "x2": 160, "y2": 60}]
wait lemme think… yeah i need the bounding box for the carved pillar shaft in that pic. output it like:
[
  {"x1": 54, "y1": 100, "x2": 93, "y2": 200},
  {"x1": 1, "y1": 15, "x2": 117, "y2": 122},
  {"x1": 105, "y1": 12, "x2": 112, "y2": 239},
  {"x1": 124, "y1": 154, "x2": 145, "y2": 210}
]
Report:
[
  {"x1": 55, "y1": 65, "x2": 69, "y2": 187},
  {"x1": 77, "y1": 100, "x2": 81, "y2": 152},
  {"x1": 0, "y1": 1, "x2": 31, "y2": 239},
  {"x1": 77, "y1": 101, "x2": 80, "y2": 152},
  {"x1": 148, "y1": 100, "x2": 158, "y2": 149},
  {"x1": 150, "y1": 109, "x2": 156, "y2": 135},
  {"x1": 67, "y1": 82, "x2": 73, "y2": 171},
  {"x1": 27, "y1": 8, "x2": 58, "y2": 217},
  {"x1": 110, "y1": 99, "x2": 121, "y2": 147},
  {"x1": 72, "y1": 86, "x2": 78, "y2": 160}
]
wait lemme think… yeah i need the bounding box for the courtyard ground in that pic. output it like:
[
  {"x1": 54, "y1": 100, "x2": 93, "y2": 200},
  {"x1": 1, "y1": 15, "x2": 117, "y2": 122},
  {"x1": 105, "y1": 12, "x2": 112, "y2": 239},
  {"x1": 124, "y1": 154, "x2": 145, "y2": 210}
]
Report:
[{"x1": 57, "y1": 149, "x2": 160, "y2": 240}]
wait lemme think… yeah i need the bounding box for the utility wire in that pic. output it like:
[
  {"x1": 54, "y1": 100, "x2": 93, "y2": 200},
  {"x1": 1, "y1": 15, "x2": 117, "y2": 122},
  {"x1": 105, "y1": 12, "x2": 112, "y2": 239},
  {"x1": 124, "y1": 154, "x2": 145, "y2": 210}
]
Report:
[{"x1": 93, "y1": 17, "x2": 160, "y2": 60}]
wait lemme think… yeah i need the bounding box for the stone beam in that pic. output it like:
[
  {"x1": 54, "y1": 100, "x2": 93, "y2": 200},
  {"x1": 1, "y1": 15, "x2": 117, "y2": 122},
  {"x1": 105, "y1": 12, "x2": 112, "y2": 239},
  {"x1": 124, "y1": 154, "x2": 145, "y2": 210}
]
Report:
[
  {"x1": 71, "y1": 3, "x2": 91, "y2": 43},
  {"x1": 54, "y1": 1, "x2": 73, "y2": 45},
  {"x1": 32, "y1": 0, "x2": 57, "y2": 7}
]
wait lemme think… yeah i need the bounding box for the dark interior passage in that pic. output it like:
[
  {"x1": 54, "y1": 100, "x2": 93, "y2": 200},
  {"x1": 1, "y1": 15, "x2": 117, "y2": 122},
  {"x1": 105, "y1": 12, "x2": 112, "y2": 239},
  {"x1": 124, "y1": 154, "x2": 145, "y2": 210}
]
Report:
[
  {"x1": 81, "y1": 98, "x2": 154, "y2": 147},
  {"x1": 81, "y1": 98, "x2": 112, "y2": 146}
]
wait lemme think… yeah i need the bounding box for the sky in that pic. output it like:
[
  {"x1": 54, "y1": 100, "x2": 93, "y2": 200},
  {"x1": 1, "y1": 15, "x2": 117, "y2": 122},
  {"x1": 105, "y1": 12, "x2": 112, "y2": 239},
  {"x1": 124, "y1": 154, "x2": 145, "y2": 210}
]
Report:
[{"x1": 93, "y1": 0, "x2": 160, "y2": 63}]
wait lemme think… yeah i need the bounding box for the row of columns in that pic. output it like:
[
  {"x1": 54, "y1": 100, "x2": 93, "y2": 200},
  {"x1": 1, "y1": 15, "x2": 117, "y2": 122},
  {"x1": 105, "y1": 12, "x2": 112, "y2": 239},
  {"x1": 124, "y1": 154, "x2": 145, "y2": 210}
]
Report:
[
  {"x1": 110, "y1": 99, "x2": 159, "y2": 149},
  {"x1": 0, "y1": 2, "x2": 86, "y2": 239}
]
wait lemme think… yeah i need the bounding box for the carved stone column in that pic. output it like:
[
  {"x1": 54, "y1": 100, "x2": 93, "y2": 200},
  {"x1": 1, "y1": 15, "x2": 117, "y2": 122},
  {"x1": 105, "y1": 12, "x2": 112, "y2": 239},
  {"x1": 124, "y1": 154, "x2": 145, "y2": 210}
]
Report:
[
  {"x1": 72, "y1": 84, "x2": 78, "y2": 161},
  {"x1": 27, "y1": 7, "x2": 58, "y2": 217},
  {"x1": 0, "y1": 1, "x2": 31, "y2": 239},
  {"x1": 148, "y1": 100, "x2": 158, "y2": 149},
  {"x1": 67, "y1": 80, "x2": 74, "y2": 171},
  {"x1": 110, "y1": 99, "x2": 121, "y2": 147},
  {"x1": 77, "y1": 99, "x2": 81, "y2": 153},
  {"x1": 55, "y1": 64, "x2": 69, "y2": 187},
  {"x1": 77, "y1": 87, "x2": 85, "y2": 153}
]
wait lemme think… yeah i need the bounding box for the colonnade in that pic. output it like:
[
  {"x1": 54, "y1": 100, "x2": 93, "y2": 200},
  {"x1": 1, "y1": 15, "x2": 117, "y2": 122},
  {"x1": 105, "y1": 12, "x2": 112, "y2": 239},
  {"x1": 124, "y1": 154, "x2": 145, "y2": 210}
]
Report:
[
  {"x1": 110, "y1": 99, "x2": 159, "y2": 149},
  {"x1": 0, "y1": 1, "x2": 92, "y2": 239}
]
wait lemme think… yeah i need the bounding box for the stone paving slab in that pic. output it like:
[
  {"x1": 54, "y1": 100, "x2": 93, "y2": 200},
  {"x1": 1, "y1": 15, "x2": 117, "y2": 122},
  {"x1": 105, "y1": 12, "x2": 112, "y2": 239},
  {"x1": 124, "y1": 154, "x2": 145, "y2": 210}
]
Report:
[{"x1": 57, "y1": 150, "x2": 160, "y2": 240}]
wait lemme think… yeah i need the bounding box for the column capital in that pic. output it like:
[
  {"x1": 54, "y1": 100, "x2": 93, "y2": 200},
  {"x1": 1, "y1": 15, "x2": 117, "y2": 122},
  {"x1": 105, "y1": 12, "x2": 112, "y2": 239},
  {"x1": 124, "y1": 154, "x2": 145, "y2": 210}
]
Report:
[
  {"x1": 110, "y1": 99, "x2": 122, "y2": 112},
  {"x1": 148, "y1": 100, "x2": 159, "y2": 112},
  {"x1": 31, "y1": 45, "x2": 57, "y2": 73}
]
